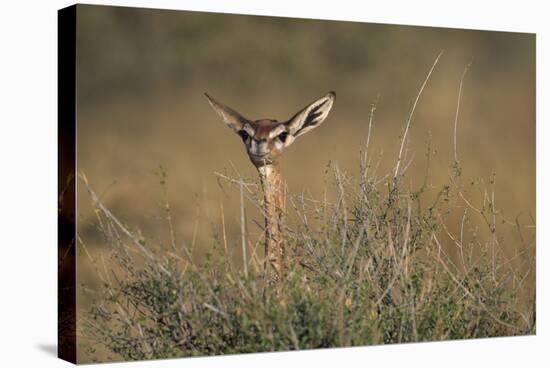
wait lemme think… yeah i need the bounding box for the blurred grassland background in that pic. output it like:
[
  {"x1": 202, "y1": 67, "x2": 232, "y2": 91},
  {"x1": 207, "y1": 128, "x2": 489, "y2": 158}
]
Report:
[{"x1": 75, "y1": 3, "x2": 535, "y2": 353}]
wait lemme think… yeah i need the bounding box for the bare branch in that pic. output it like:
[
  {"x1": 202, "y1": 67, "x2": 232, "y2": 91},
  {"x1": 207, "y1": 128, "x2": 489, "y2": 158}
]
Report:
[{"x1": 394, "y1": 51, "x2": 444, "y2": 183}]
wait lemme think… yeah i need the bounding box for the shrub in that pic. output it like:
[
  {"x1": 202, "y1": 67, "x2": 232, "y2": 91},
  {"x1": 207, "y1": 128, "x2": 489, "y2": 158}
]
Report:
[{"x1": 79, "y1": 57, "x2": 535, "y2": 362}]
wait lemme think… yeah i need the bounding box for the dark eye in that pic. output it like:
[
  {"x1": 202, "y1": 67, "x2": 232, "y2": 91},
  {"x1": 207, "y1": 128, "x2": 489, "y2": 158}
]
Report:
[
  {"x1": 238, "y1": 130, "x2": 249, "y2": 142},
  {"x1": 278, "y1": 131, "x2": 289, "y2": 143}
]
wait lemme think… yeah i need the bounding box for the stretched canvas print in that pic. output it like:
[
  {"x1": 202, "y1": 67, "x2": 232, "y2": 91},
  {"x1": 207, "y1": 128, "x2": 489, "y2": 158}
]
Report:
[{"x1": 58, "y1": 4, "x2": 536, "y2": 364}]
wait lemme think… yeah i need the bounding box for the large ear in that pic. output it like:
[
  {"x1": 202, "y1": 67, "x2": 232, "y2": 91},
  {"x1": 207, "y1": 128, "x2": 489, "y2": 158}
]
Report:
[
  {"x1": 204, "y1": 93, "x2": 249, "y2": 132},
  {"x1": 285, "y1": 91, "x2": 335, "y2": 137}
]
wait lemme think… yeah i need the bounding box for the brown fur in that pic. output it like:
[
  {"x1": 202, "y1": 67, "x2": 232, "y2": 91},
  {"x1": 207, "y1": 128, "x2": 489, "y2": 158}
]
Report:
[
  {"x1": 259, "y1": 165, "x2": 286, "y2": 281},
  {"x1": 251, "y1": 119, "x2": 280, "y2": 139}
]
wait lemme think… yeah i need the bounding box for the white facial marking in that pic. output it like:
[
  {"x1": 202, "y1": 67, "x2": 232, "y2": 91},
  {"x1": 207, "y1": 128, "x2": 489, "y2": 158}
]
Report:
[
  {"x1": 250, "y1": 139, "x2": 257, "y2": 152},
  {"x1": 274, "y1": 139, "x2": 284, "y2": 150},
  {"x1": 243, "y1": 123, "x2": 255, "y2": 137},
  {"x1": 268, "y1": 125, "x2": 286, "y2": 139}
]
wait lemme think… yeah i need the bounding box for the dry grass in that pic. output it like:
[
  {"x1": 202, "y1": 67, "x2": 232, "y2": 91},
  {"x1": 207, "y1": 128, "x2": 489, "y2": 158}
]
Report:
[{"x1": 77, "y1": 57, "x2": 535, "y2": 362}]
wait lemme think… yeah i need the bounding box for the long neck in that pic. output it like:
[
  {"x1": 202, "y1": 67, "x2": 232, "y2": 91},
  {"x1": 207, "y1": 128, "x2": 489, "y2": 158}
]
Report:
[{"x1": 258, "y1": 164, "x2": 286, "y2": 281}]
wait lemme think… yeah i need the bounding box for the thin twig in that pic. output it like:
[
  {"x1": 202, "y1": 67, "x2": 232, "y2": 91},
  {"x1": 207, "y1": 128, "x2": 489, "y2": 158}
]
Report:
[
  {"x1": 453, "y1": 61, "x2": 472, "y2": 163},
  {"x1": 240, "y1": 180, "x2": 248, "y2": 278},
  {"x1": 362, "y1": 96, "x2": 379, "y2": 179},
  {"x1": 394, "y1": 51, "x2": 444, "y2": 183},
  {"x1": 220, "y1": 203, "x2": 228, "y2": 254}
]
